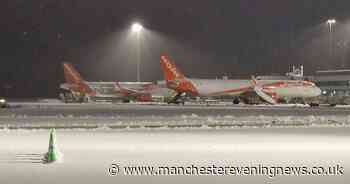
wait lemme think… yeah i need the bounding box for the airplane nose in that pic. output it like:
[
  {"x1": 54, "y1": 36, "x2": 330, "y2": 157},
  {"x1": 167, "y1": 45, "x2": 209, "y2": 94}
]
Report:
[{"x1": 314, "y1": 87, "x2": 322, "y2": 96}]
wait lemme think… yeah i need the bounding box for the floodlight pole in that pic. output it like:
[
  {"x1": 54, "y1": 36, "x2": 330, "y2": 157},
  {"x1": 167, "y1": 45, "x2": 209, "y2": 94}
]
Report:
[
  {"x1": 136, "y1": 31, "x2": 141, "y2": 82},
  {"x1": 131, "y1": 23, "x2": 143, "y2": 82},
  {"x1": 327, "y1": 19, "x2": 336, "y2": 63}
]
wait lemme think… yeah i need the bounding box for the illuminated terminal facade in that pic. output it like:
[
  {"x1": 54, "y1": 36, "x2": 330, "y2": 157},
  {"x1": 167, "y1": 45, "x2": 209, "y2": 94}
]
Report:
[
  {"x1": 311, "y1": 70, "x2": 350, "y2": 97},
  {"x1": 309, "y1": 70, "x2": 350, "y2": 105}
]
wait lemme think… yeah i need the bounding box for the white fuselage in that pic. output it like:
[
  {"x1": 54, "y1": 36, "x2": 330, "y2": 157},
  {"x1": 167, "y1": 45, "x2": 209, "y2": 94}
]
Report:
[
  {"x1": 188, "y1": 79, "x2": 321, "y2": 99},
  {"x1": 189, "y1": 79, "x2": 251, "y2": 96},
  {"x1": 85, "y1": 82, "x2": 174, "y2": 99}
]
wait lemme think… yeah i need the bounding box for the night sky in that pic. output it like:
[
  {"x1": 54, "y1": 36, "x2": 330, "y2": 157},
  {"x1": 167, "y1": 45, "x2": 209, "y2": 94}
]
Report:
[{"x1": 2, "y1": 0, "x2": 350, "y2": 97}]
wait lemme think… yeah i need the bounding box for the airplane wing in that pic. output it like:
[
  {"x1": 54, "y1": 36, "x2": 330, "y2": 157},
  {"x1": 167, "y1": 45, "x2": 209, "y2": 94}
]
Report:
[
  {"x1": 114, "y1": 82, "x2": 150, "y2": 96},
  {"x1": 251, "y1": 76, "x2": 277, "y2": 104},
  {"x1": 114, "y1": 82, "x2": 154, "y2": 102},
  {"x1": 114, "y1": 82, "x2": 137, "y2": 95},
  {"x1": 253, "y1": 86, "x2": 277, "y2": 104}
]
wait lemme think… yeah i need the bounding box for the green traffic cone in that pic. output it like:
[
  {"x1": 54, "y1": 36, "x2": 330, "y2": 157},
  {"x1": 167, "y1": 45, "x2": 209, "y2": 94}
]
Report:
[{"x1": 46, "y1": 129, "x2": 57, "y2": 163}]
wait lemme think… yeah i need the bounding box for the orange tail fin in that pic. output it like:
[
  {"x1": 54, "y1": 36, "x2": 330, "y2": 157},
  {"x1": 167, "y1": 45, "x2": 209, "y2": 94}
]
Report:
[
  {"x1": 63, "y1": 62, "x2": 84, "y2": 84},
  {"x1": 159, "y1": 55, "x2": 199, "y2": 96},
  {"x1": 160, "y1": 55, "x2": 185, "y2": 81},
  {"x1": 62, "y1": 62, "x2": 95, "y2": 95}
]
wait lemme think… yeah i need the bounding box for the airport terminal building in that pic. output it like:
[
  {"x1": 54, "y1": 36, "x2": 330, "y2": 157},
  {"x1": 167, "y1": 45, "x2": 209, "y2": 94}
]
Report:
[
  {"x1": 310, "y1": 70, "x2": 350, "y2": 96},
  {"x1": 308, "y1": 70, "x2": 350, "y2": 105}
]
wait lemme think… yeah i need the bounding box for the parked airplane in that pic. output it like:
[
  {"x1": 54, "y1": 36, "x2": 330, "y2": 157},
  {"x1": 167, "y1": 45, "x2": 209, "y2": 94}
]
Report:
[
  {"x1": 160, "y1": 55, "x2": 321, "y2": 105},
  {"x1": 60, "y1": 62, "x2": 173, "y2": 103}
]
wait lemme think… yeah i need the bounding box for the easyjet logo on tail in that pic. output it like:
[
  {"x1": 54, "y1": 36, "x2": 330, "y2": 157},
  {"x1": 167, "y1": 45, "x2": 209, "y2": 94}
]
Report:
[
  {"x1": 159, "y1": 55, "x2": 199, "y2": 96},
  {"x1": 160, "y1": 55, "x2": 184, "y2": 81}
]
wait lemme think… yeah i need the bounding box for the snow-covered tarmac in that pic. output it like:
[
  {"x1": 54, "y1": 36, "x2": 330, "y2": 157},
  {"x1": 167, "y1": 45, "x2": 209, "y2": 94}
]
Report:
[
  {"x1": 1, "y1": 102, "x2": 350, "y2": 129},
  {"x1": 0, "y1": 128, "x2": 349, "y2": 184},
  {"x1": 0, "y1": 101, "x2": 349, "y2": 183}
]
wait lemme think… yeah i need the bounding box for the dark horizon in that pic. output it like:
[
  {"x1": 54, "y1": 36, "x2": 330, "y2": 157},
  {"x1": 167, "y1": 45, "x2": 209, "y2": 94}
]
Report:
[{"x1": 2, "y1": 0, "x2": 350, "y2": 97}]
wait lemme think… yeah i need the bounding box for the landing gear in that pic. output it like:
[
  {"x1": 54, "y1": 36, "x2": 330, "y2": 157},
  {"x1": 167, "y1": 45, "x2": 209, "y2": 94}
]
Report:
[
  {"x1": 289, "y1": 97, "x2": 306, "y2": 105},
  {"x1": 232, "y1": 98, "x2": 240, "y2": 105},
  {"x1": 122, "y1": 99, "x2": 131, "y2": 103},
  {"x1": 309, "y1": 103, "x2": 319, "y2": 107},
  {"x1": 168, "y1": 92, "x2": 185, "y2": 105},
  {"x1": 59, "y1": 90, "x2": 89, "y2": 103}
]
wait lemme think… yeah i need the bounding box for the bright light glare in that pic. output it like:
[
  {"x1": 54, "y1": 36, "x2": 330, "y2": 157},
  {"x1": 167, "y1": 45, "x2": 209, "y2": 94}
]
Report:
[
  {"x1": 132, "y1": 23, "x2": 143, "y2": 33},
  {"x1": 327, "y1": 19, "x2": 336, "y2": 24}
]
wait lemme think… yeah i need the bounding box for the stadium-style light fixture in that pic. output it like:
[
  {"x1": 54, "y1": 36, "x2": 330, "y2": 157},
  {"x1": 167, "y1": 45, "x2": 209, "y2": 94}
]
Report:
[
  {"x1": 327, "y1": 19, "x2": 336, "y2": 25},
  {"x1": 132, "y1": 23, "x2": 143, "y2": 33}
]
